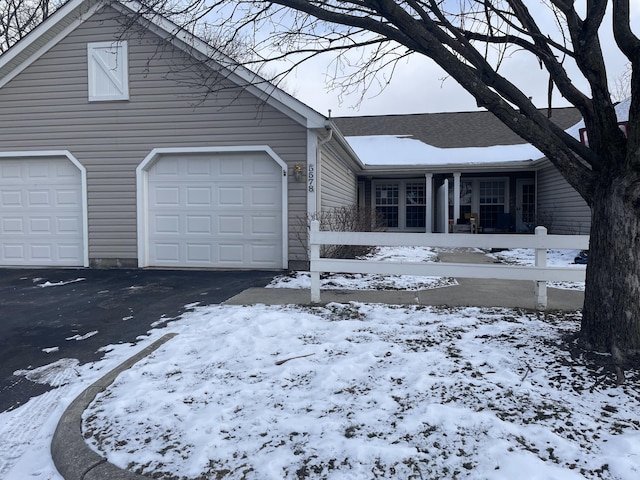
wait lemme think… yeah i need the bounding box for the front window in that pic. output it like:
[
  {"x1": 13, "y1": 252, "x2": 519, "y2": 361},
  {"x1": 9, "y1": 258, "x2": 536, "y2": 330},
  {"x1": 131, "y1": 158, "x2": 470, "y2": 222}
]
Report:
[
  {"x1": 374, "y1": 180, "x2": 426, "y2": 230},
  {"x1": 479, "y1": 180, "x2": 506, "y2": 229},
  {"x1": 375, "y1": 183, "x2": 399, "y2": 228},
  {"x1": 448, "y1": 177, "x2": 509, "y2": 230},
  {"x1": 405, "y1": 182, "x2": 426, "y2": 228}
]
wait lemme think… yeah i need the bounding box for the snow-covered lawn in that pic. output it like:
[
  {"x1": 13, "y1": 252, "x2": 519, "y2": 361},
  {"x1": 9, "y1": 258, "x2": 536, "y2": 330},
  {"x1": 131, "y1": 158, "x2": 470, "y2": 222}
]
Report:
[
  {"x1": 1, "y1": 247, "x2": 628, "y2": 480},
  {"x1": 488, "y1": 248, "x2": 586, "y2": 291},
  {"x1": 82, "y1": 304, "x2": 638, "y2": 479},
  {"x1": 268, "y1": 246, "x2": 457, "y2": 290}
]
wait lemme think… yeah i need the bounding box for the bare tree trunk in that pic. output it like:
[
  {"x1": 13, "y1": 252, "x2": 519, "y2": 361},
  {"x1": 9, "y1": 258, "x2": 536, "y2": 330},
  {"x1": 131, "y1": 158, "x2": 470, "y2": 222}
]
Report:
[{"x1": 581, "y1": 175, "x2": 640, "y2": 355}]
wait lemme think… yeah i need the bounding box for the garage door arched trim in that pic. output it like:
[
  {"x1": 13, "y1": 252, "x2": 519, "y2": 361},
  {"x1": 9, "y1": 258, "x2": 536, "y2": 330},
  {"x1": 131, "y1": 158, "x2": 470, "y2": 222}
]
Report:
[
  {"x1": 0, "y1": 150, "x2": 89, "y2": 267},
  {"x1": 136, "y1": 146, "x2": 289, "y2": 269}
]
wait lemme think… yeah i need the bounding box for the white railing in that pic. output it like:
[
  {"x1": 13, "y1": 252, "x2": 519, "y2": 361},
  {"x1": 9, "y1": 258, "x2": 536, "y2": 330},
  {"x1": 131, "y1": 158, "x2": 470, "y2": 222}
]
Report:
[{"x1": 309, "y1": 220, "x2": 589, "y2": 309}]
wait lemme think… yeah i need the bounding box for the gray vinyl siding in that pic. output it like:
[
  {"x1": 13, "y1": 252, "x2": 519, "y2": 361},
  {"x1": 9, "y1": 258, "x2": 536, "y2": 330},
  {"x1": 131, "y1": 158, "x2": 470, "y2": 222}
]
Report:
[
  {"x1": 536, "y1": 160, "x2": 591, "y2": 235},
  {"x1": 0, "y1": 6, "x2": 309, "y2": 266},
  {"x1": 320, "y1": 144, "x2": 357, "y2": 211}
]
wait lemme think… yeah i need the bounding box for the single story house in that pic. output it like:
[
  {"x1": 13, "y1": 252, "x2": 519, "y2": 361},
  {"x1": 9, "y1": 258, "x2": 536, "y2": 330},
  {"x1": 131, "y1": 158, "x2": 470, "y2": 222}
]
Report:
[
  {"x1": 0, "y1": 0, "x2": 594, "y2": 271},
  {"x1": 333, "y1": 109, "x2": 591, "y2": 236}
]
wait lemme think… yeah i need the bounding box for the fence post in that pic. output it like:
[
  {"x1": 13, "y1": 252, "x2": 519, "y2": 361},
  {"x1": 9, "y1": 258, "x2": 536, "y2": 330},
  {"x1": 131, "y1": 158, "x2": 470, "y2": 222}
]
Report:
[
  {"x1": 534, "y1": 226, "x2": 548, "y2": 309},
  {"x1": 310, "y1": 220, "x2": 321, "y2": 303}
]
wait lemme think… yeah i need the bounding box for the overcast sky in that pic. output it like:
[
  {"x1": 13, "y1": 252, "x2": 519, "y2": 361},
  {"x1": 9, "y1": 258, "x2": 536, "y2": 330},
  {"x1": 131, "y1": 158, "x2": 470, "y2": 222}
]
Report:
[{"x1": 280, "y1": 3, "x2": 638, "y2": 118}]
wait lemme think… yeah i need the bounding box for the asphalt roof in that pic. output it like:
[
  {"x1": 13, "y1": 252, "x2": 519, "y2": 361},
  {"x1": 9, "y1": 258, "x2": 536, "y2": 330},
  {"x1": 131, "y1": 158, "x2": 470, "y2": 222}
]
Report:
[{"x1": 332, "y1": 107, "x2": 582, "y2": 149}]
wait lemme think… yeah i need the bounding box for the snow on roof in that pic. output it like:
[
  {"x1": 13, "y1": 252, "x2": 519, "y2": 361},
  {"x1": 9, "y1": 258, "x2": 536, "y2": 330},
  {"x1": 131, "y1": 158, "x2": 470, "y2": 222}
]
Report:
[
  {"x1": 564, "y1": 97, "x2": 630, "y2": 138},
  {"x1": 345, "y1": 135, "x2": 543, "y2": 166},
  {"x1": 346, "y1": 98, "x2": 631, "y2": 168}
]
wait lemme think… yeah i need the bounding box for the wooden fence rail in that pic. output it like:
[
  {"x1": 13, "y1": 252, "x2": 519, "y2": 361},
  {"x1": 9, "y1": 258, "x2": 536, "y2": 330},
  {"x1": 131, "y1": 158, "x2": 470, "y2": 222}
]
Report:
[{"x1": 309, "y1": 220, "x2": 589, "y2": 309}]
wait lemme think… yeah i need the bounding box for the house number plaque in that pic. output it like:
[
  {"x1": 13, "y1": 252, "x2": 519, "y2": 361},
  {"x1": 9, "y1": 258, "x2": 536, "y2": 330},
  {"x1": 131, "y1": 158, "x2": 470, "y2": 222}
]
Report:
[{"x1": 308, "y1": 164, "x2": 315, "y2": 192}]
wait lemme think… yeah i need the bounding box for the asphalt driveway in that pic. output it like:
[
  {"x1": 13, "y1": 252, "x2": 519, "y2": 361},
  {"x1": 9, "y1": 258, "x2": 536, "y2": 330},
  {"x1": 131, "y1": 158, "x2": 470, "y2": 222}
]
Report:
[{"x1": 0, "y1": 268, "x2": 279, "y2": 412}]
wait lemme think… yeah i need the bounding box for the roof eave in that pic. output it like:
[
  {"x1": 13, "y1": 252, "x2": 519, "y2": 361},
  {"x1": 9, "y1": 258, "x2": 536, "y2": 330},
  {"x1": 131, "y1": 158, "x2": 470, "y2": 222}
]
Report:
[
  {"x1": 323, "y1": 122, "x2": 366, "y2": 170},
  {"x1": 360, "y1": 158, "x2": 539, "y2": 175},
  {"x1": 0, "y1": 0, "x2": 101, "y2": 85}
]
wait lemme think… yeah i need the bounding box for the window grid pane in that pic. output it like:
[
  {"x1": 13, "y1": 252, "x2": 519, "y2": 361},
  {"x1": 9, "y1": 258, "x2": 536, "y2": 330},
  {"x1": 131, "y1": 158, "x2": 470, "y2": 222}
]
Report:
[
  {"x1": 480, "y1": 181, "x2": 505, "y2": 205},
  {"x1": 405, "y1": 182, "x2": 425, "y2": 228},
  {"x1": 481, "y1": 205, "x2": 505, "y2": 229},
  {"x1": 375, "y1": 184, "x2": 399, "y2": 228},
  {"x1": 522, "y1": 184, "x2": 536, "y2": 223},
  {"x1": 480, "y1": 181, "x2": 506, "y2": 229}
]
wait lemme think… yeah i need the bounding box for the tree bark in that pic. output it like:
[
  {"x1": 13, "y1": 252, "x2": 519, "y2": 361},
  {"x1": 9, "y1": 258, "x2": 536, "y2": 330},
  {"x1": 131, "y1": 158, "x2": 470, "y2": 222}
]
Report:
[{"x1": 581, "y1": 172, "x2": 640, "y2": 355}]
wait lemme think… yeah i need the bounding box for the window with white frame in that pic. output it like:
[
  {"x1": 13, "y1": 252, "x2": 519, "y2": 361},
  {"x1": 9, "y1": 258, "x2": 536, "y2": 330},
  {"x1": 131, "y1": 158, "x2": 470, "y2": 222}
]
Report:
[
  {"x1": 405, "y1": 182, "x2": 426, "y2": 228},
  {"x1": 449, "y1": 177, "x2": 508, "y2": 229},
  {"x1": 479, "y1": 180, "x2": 506, "y2": 229},
  {"x1": 375, "y1": 182, "x2": 399, "y2": 228},
  {"x1": 374, "y1": 180, "x2": 426, "y2": 230},
  {"x1": 87, "y1": 41, "x2": 129, "y2": 101}
]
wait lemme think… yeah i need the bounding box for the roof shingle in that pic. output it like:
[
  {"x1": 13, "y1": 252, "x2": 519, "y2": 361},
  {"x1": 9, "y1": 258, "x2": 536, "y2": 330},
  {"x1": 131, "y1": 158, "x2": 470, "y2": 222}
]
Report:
[{"x1": 332, "y1": 108, "x2": 582, "y2": 149}]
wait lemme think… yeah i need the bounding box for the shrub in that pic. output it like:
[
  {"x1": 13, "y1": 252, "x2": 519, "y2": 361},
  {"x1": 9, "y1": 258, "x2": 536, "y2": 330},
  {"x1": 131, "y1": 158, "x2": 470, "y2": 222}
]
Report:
[{"x1": 296, "y1": 205, "x2": 387, "y2": 259}]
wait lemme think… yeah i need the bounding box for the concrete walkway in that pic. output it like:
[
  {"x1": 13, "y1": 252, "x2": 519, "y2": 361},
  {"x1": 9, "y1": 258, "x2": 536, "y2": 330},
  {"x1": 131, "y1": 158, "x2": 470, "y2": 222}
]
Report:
[{"x1": 225, "y1": 249, "x2": 584, "y2": 311}]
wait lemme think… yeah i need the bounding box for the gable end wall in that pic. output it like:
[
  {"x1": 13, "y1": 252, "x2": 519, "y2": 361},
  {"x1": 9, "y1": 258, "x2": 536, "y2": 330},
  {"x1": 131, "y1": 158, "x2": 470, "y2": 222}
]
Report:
[{"x1": 0, "y1": 6, "x2": 309, "y2": 266}]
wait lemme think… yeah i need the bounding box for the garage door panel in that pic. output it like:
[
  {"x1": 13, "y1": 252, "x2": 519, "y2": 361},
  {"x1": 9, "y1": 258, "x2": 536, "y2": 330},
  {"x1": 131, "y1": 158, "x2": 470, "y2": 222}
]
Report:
[
  {"x1": 154, "y1": 215, "x2": 180, "y2": 234},
  {"x1": 58, "y1": 216, "x2": 81, "y2": 233},
  {"x1": 31, "y1": 244, "x2": 53, "y2": 260},
  {"x1": 30, "y1": 217, "x2": 51, "y2": 233},
  {"x1": 153, "y1": 186, "x2": 180, "y2": 205},
  {"x1": 29, "y1": 190, "x2": 50, "y2": 206},
  {"x1": 186, "y1": 187, "x2": 212, "y2": 205},
  {"x1": 186, "y1": 216, "x2": 212, "y2": 234},
  {"x1": 2, "y1": 191, "x2": 22, "y2": 205},
  {"x1": 147, "y1": 153, "x2": 283, "y2": 268},
  {"x1": 58, "y1": 244, "x2": 83, "y2": 260},
  {"x1": 0, "y1": 157, "x2": 84, "y2": 267},
  {"x1": 218, "y1": 186, "x2": 244, "y2": 206},
  {"x1": 252, "y1": 216, "x2": 278, "y2": 235},
  {"x1": 217, "y1": 244, "x2": 243, "y2": 264},
  {"x1": 186, "y1": 243, "x2": 213, "y2": 262},
  {"x1": 252, "y1": 186, "x2": 279, "y2": 206},
  {"x1": 186, "y1": 158, "x2": 212, "y2": 176},
  {"x1": 56, "y1": 189, "x2": 81, "y2": 205},
  {"x1": 2, "y1": 217, "x2": 23, "y2": 233},
  {"x1": 252, "y1": 244, "x2": 278, "y2": 263},
  {"x1": 219, "y1": 158, "x2": 244, "y2": 176},
  {"x1": 3, "y1": 244, "x2": 24, "y2": 260},
  {"x1": 252, "y1": 160, "x2": 281, "y2": 178},
  {"x1": 218, "y1": 216, "x2": 243, "y2": 235},
  {"x1": 154, "y1": 243, "x2": 181, "y2": 263}
]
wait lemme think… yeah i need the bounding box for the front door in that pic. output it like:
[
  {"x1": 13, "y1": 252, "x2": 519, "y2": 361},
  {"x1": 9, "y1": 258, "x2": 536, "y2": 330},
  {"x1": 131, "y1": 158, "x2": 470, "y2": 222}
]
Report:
[{"x1": 515, "y1": 178, "x2": 536, "y2": 232}]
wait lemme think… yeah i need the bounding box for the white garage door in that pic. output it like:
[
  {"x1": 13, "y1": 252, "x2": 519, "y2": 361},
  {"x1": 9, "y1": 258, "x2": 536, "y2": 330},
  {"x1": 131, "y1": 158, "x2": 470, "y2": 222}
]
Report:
[
  {"x1": 146, "y1": 152, "x2": 283, "y2": 268},
  {"x1": 0, "y1": 157, "x2": 84, "y2": 266}
]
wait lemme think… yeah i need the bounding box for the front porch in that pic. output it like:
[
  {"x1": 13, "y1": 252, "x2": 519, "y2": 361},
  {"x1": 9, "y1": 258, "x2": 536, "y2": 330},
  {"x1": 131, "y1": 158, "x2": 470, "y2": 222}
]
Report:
[{"x1": 358, "y1": 170, "x2": 537, "y2": 234}]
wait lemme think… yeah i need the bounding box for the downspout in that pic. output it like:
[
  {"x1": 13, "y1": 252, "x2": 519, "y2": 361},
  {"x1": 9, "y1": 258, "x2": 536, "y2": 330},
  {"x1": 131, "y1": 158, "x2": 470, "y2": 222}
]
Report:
[{"x1": 315, "y1": 120, "x2": 333, "y2": 214}]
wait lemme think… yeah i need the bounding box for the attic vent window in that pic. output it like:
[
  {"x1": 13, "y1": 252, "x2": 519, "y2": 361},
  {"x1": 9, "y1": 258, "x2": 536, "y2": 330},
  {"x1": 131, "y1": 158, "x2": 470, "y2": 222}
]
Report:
[{"x1": 87, "y1": 41, "x2": 129, "y2": 101}]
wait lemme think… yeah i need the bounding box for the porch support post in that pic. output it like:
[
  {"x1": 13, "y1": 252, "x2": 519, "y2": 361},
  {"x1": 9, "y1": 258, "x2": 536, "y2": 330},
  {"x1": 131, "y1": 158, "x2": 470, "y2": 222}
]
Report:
[
  {"x1": 425, "y1": 173, "x2": 433, "y2": 233},
  {"x1": 453, "y1": 172, "x2": 461, "y2": 225}
]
